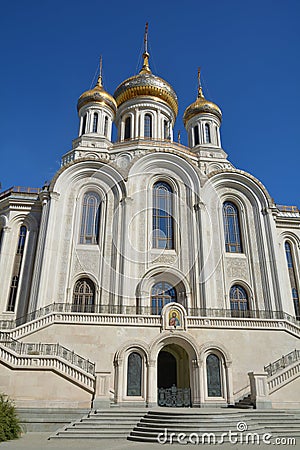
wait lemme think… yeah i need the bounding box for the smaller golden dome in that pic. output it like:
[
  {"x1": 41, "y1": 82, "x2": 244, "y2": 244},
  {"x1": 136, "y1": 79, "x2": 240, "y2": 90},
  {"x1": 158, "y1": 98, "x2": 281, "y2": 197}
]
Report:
[
  {"x1": 183, "y1": 86, "x2": 222, "y2": 126},
  {"x1": 77, "y1": 75, "x2": 117, "y2": 115}
]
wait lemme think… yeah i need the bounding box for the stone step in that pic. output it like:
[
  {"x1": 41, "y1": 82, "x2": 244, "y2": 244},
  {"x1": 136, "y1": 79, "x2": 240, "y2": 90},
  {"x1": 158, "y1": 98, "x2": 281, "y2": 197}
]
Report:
[
  {"x1": 52, "y1": 433, "x2": 129, "y2": 439},
  {"x1": 17, "y1": 408, "x2": 90, "y2": 432},
  {"x1": 80, "y1": 418, "x2": 140, "y2": 424},
  {"x1": 65, "y1": 424, "x2": 137, "y2": 430},
  {"x1": 128, "y1": 410, "x2": 300, "y2": 442},
  {"x1": 141, "y1": 415, "x2": 297, "y2": 423}
]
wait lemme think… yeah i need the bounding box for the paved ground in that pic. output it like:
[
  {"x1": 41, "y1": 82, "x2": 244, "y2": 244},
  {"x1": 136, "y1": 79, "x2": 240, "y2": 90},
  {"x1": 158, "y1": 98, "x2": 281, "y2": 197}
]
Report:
[{"x1": 0, "y1": 433, "x2": 297, "y2": 449}]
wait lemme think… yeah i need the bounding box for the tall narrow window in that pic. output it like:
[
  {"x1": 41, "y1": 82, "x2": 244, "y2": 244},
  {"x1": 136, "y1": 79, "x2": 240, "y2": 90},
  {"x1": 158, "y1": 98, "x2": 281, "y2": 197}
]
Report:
[
  {"x1": 153, "y1": 182, "x2": 174, "y2": 249},
  {"x1": 7, "y1": 225, "x2": 27, "y2": 312},
  {"x1": 17, "y1": 226, "x2": 27, "y2": 254},
  {"x1": 144, "y1": 114, "x2": 152, "y2": 138},
  {"x1": 127, "y1": 352, "x2": 142, "y2": 396},
  {"x1": 7, "y1": 276, "x2": 19, "y2": 312},
  {"x1": 163, "y1": 120, "x2": 169, "y2": 140},
  {"x1": 285, "y1": 242, "x2": 300, "y2": 319},
  {"x1": 215, "y1": 125, "x2": 219, "y2": 146},
  {"x1": 81, "y1": 114, "x2": 87, "y2": 135},
  {"x1": 80, "y1": 192, "x2": 101, "y2": 244},
  {"x1": 206, "y1": 354, "x2": 222, "y2": 397},
  {"x1": 124, "y1": 117, "x2": 131, "y2": 140},
  {"x1": 72, "y1": 278, "x2": 95, "y2": 312},
  {"x1": 230, "y1": 285, "x2": 249, "y2": 316},
  {"x1": 194, "y1": 125, "x2": 200, "y2": 146},
  {"x1": 223, "y1": 202, "x2": 243, "y2": 253},
  {"x1": 104, "y1": 116, "x2": 108, "y2": 137},
  {"x1": 0, "y1": 227, "x2": 4, "y2": 254},
  {"x1": 151, "y1": 281, "x2": 176, "y2": 314},
  {"x1": 92, "y1": 112, "x2": 98, "y2": 133},
  {"x1": 204, "y1": 123, "x2": 211, "y2": 143}
]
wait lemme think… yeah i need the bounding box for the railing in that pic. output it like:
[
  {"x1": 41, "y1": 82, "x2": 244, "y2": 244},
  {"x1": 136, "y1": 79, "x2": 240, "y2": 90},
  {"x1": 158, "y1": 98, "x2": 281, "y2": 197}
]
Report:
[
  {"x1": 264, "y1": 349, "x2": 300, "y2": 376},
  {"x1": 0, "y1": 303, "x2": 299, "y2": 331},
  {"x1": 0, "y1": 186, "x2": 41, "y2": 199},
  {"x1": 0, "y1": 332, "x2": 95, "y2": 375},
  {"x1": 276, "y1": 204, "x2": 299, "y2": 213},
  {"x1": 158, "y1": 385, "x2": 191, "y2": 407}
]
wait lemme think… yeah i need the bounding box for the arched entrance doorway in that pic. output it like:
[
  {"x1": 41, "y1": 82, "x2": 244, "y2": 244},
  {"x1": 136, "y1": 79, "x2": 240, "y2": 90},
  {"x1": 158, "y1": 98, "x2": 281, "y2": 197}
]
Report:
[{"x1": 157, "y1": 344, "x2": 191, "y2": 407}]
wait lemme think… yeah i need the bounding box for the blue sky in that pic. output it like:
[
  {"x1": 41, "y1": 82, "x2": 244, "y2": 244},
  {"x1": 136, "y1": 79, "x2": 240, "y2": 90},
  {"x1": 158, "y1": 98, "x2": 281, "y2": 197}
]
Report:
[{"x1": 1, "y1": 0, "x2": 299, "y2": 206}]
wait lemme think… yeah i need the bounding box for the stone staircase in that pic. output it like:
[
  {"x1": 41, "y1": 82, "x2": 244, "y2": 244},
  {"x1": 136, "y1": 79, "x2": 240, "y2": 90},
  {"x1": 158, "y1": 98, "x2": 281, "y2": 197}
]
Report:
[
  {"x1": 50, "y1": 408, "x2": 300, "y2": 442},
  {"x1": 234, "y1": 394, "x2": 254, "y2": 409},
  {"x1": 17, "y1": 408, "x2": 89, "y2": 432},
  {"x1": 50, "y1": 408, "x2": 148, "y2": 439},
  {"x1": 128, "y1": 409, "x2": 300, "y2": 443}
]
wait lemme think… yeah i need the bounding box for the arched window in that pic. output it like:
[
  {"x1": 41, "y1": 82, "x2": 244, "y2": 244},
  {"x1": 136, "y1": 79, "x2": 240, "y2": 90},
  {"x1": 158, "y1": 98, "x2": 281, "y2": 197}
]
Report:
[
  {"x1": 285, "y1": 241, "x2": 300, "y2": 319},
  {"x1": 153, "y1": 182, "x2": 174, "y2": 249},
  {"x1": 6, "y1": 225, "x2": 27, "y2": 312},
  {"x1": 17, "y1": 225, "x2": 27, "y2": 254},
  {"x1": 223, "y1": 202, "x2": 243, "y2": 253},
  {"x1": 92, "y1": 112, "x2": 98, "y2": 133},
  {"x1": 7, "y1": 276, "x2": 19, "y2": 312},
  {"x1": 215, "y1": 125, "x2": 219, "y2": 146},
  {"x1": 0, "y1": 227, "x2": 4, "y2": 254},
  {"x1": 230, "y1": 285, "x2": 249, "y2": 317},
  {"x1": 194, "y1": 125, "x2": 199, "y2": 146},
  {"x1": 127, "y1": 352, "x2": 142, "y2": 396},
  {"x1": 104, "y1": 116, "x2": 108, "y2": 137},
  {"x1": 81, "y1": 114, "x2": 87, "y2": 135},
  {"x1": 124, "y1": 117, "x2": 131, "y2": 140},
  {"x1": 144, "y1": 114, "x2": 152, "y2": 138},
  {"x1": 163, "y1": 120, "x2": 169, "y2": 140},
  {"x1": 206, "y1": 354, "x2": 222, "y2": 397},
  {"x1": 72, "y1": 278, "x2": 95, "y2": 312},
  {"x1": 204, "y1": 123, "x2": 211, "y2": 143},
  {"x1": 80, "y1": 192, "x2": 101, "y2": 244},
  {"x1": 151, "y1": 281, "x2": 176, "y2": 314}
]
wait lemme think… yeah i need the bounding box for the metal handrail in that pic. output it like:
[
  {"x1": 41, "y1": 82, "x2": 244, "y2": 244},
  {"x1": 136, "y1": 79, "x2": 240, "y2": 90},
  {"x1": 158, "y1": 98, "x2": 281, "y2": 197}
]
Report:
[
  {"x1": 264, "y1": 349, "x2": 300, "y2": 376},
  {"x1": 0, "y1": 303, "x2": 299, "y2": 331},
  {"x1": 0, "y1": 331, "x2": 95, "y2": 375}
]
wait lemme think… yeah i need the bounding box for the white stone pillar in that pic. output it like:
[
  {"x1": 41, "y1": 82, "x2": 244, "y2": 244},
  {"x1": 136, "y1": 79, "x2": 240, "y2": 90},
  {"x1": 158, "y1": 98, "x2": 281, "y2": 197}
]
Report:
[
  {"x1": 226, "y1": 363, "x2": 235, "y2": 405},
  {"x1": 147, "y1": 359, "x2": 157, "y2": 407},
  {"x1": 114, "y1": 357, "x2": 123, "y2": 404},
  {"x1": 191, "y1": 359, "x2": 201, "y2": 407},
  {"x1": 92, "y1": 371, "x2": 112, "y2": 409},
  {"x1": 28, "y1": 192, "x2": 50, "y2": 313},
  {"x1": 248, "y1": 372, "x2": 272, "y2": 409}
]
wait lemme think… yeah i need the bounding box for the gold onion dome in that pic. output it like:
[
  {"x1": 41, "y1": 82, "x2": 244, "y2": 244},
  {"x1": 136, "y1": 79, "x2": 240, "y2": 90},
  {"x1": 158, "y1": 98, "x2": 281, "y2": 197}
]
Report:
[
  {"x1": 113, "y1": 51, "x2": 178, "y2": 118},
  {"x1": 183, "y1": 85, "x2": 222, "y2": 126},
  {"x1": 77, "y1": 75, "x2": 117, "y2": 115}
]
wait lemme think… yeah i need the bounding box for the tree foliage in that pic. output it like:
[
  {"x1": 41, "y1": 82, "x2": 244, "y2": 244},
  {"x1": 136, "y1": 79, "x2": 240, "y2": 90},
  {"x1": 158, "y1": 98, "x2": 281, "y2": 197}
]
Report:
[{"x1": 0, "y1": 394, "x2": 21, "y2": 442}]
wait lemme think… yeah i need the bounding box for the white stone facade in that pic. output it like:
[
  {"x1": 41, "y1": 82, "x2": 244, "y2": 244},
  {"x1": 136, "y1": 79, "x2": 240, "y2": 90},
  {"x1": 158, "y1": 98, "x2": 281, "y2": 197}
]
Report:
[{"x1": 0, "y1": 53, "x2": 299, "y2": 410}]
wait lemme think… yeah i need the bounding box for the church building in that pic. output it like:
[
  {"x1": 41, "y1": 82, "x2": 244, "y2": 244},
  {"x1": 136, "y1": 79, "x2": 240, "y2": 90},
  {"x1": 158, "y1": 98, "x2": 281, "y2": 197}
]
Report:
[{"x1": 0, "y1": 31, "x2": 299, "y2": 412}]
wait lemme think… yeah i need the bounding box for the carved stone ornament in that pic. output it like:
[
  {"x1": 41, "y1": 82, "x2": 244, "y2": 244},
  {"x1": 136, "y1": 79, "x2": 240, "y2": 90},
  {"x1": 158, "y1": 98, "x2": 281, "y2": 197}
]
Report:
[
  {"x1": 226, "y1": 257, "x2": 249, "y2": 279},
  {"x1": 153, "y1": 255, "x2": 177, "y2": 265}
]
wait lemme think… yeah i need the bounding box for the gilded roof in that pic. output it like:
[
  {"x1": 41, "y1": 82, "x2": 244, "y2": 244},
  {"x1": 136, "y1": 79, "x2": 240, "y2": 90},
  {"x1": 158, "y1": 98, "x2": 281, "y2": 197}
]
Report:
[
  {"x1": 113, "y1": 52, "x2": 178, "y2": 117},
  {"x1": 77, "y1": 76, "x2": 117, "y2": 115},
  {"x1": 183, "y1": 87, "x2": 222, "y2": 126}
]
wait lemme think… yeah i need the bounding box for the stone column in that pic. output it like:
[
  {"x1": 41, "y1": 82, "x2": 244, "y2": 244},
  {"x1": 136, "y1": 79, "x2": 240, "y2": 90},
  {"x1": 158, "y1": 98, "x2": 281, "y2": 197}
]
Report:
[
  {"x1": 113, "y1": 357, "x2": 123, "y2": 405},
  {"x1": 92, "y1": 371, "x2": 112, "y2": 409},
  {"x1": 191, "y1": 359, "x2": 201, "y2": 407},
  {"x1": 226, "y1": 363, "x2": 235, "y2": 406},
  {"x1": 248, "y1": 372, "x2": 272, "y2": 409},
  {"x1": 147, "y1": 359, "x2": 157, "y2": 407},
  {"x1": 28, "y1": 191, "x2": 50, "y2": 312}
]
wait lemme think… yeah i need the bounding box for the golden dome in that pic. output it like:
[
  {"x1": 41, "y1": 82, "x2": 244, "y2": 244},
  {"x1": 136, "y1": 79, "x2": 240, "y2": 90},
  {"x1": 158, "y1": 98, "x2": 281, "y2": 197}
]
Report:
[
  {"x1": 113, "y1": 52, "x2": 178, "y2": 117},
  {"x1": 77, "y1": 75, "x2": 117, "y2": 115},
  {"x1": 183, "y1": 86, "x2": 222, "y2": 126}
]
